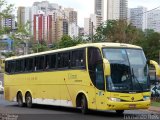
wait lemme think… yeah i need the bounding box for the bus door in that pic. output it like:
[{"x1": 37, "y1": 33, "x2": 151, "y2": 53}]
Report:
[
  {"x1": 88, "y1": 47, "x2": 106, "y2": 110},
  {"x1": 95, "y1": 62, "x2": 106, "y2": 110}
]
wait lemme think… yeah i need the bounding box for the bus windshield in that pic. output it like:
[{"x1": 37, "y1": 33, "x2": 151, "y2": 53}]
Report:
[{"x1": 103, "y1": 48, "x2": 150, "y2": 93}]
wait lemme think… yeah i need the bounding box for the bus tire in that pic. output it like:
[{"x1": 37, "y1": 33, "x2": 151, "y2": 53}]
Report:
[
  {"x1": 81, "y1": 95, "x2": 88, "y2": 114},
  {"x1": 25, "y1": 92, "x2": 33, "y2": 108},
  {"x1": 116, "y1": 110, "x2": 124, "y2": 115},
  {"x1": 17, "y1": 92, "x2": 24, "y2": 107}
]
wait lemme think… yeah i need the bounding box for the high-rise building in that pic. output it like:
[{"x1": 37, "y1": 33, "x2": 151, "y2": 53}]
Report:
[
  {"x1": 17, "y1": 7, "x2": 31, "y2": 26},
  {"x1": 94, "y1": 0, "x2": 128, "y2": 22},
  {"x1": 79, "y1": 27, "x2": 84, "y2": 36},
  {"x1": 147, "y1": 10, "x2": 160, "y2": 32},
  {"x1": 84, "y1": 18, "x2": 91, "y2": 36},
  {"x1": 64, "y1": 8, "x2": 78, "y2": 24},
  {"x1": 106, "y1": 0, "x2": 120, "y2": 20},
  {"x1": 33, "y1": 1, "x2": 60, "y2": 13},
  {"x1": 119, "y1": 0, "x2": 128, "y2": 19},
  {"x1": 34, "y1": 14, "x2": 54, "y2": 44},
  {"x1": 1, "y1": 15, "x2": 16, "y2": 31},
  {"x1": 130, "y1": 7, "x2": 147, "y2": 31},
  {"x1": 84, "y1": 14, "x2": 102, "y2": 36},
  {"x1": 68, "y1": 23, "x2": 78, "y2": 38},
  {"x1": 94, "y1": 0, "x2": 104, "y2": 23}
]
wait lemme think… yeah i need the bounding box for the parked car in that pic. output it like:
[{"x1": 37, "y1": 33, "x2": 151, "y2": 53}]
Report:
[
  {"x1": 151, "y1": 85, "x2": 160, "y2": 97},
  {"x1": 0, "y1": 81, "x2": 4, "y2": 94}
]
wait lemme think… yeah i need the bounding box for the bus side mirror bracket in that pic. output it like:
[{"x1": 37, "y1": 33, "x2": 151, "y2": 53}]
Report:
[
  {"x1": 103, "y1": 59, "x2": 111, "y2": 76},
  {"x1": 150, "y1": 60, "x2": 160, "y2": 77}
]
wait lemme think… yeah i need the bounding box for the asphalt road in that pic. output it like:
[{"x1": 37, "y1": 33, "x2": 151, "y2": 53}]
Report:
[{"x1": 0, "y1": 94, "x2": 159, "y2": 120}]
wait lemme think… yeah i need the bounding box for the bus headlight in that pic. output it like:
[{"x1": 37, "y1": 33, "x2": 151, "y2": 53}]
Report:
[
  {"x1": 110, "y1": 97, "x2": 121, "y2": 102},
  {"x1": 143, "y1": 96, "x2": 150, "y2": 101}
]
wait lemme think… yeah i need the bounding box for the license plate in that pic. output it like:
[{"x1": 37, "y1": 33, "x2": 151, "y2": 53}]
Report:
[{"x1": 129, "y1": 104, "x2": 136, "y2": 108}]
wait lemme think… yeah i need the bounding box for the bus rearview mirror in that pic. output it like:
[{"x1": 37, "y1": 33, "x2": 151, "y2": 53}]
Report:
[
  {"x1": 103, "y1": 59, "x2": 111, "y2": 76},
  {"x1": 150, "y1": 60, "x2": 160, "y2": 77}
]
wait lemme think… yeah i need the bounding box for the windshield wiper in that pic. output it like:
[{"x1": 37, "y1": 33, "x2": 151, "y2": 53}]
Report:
[{"x1": 131, "y1": 68, "x2": 144, "y2": 92}]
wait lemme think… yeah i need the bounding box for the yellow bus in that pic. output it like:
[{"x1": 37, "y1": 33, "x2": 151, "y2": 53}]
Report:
[{"x1": 4, "y1": 43, "x2": 160, "y2": 114}]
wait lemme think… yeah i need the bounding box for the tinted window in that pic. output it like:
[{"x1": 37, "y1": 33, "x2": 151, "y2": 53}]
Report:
[
  {"x1": 88, "y1": 47, "x2": 104, "y2": 90},
  {"x1": 35, "y1": 56, "x2": 45, "y2": 71},
  {"x1": 5, "y1": 61, "x2": 9, "y2": 73},
  {"x1": 25, "y1": 58, "x2": 34, "y2": 71},
  {"x1": 58, "y1": 52, "x2": 70, "y2": 68},
  {"x1": 45, "y1": 54, "x2": 57, "y2": 69},
  {"x1": 15, "y1": 60, "x2": 24, "y2": 72},
  {"x1": 71, "y1": 49, "x2": 85, "y2": 68},
  {"x1": 10, "y1": 61, "x2": 16, "y2": 73}
]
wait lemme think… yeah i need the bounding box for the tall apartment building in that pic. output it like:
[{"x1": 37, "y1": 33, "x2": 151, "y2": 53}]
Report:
[
  {"x1": 64, "y1": 8, "x2": 77, "y2": 24},
  {"x1": 55, "y1": 17, "x2": 66, "y2": 42},
  {"x1": 94, "y1": 0, "x2": 128, "y2": 23},
  {"x1": 84, "y1": 18, "x2": 91, "y2": 36},
  {"x1": 68, "y1": 23, "x2": 78, "y2": 38},
  {"x1": 17, "y1": 7, "x2": 31, "y2": 26},
  {"x1": 34, "y1": 14, "x2": 69, "y2": 44},
  {"x1": 94, "y1": 0, "x2": 103, "y2": 25},
  {"x1": 1, "y1": 15, "x2": 16, "y2": 31},
  {"x1": 119, "y1": 0, "x2": 128, "y2": 19},
  {"x1": 33, "y1": 14, "x2": 53, "y2": 44},
  {"x1": 33, "y1": 1, "x2": 59, "y2": 13},
  {"x1": 106, "y1": 0, "x2": 120, "y2": 20},
  {"x1": 147, "y1": 10, "x2": 160, "y2": 32},
  {"x1": 130, "y1": 7, "x2": 147, "y2": 31},
  {"x1": 84, "y1": 14, "x2": 102, "y2": 36}
]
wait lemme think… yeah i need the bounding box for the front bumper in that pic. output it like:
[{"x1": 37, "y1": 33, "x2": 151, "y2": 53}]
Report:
[{"x1": 106, "y1": 100, "x2": 150, "y2": 110}]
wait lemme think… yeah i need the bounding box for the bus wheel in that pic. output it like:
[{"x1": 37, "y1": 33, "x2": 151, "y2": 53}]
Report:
[
  {"x1": 25, "y1": 92, "x2": 33, "y2": 108},
  {"x1": 17, "y1": 92, "x2": 24, "y2": 107},
  {"x1": 81, "y1": 95, "x2": 88, "y2": 114},
  {"x1": 116, "y1": 110, "x2": 124, "y2": 115}
]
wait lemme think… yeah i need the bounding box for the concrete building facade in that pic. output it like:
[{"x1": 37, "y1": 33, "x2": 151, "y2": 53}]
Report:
[
  {"x1": 147, "y1": 10, "x2": 160, "y2": 32},
  {"x1": 130, "y1": 7, "x2": 147, "y2": 31}
]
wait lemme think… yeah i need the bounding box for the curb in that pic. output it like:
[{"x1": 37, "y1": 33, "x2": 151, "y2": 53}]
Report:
[{"x1": 148, "y1": 106, "x2": 160, "y2": 113}]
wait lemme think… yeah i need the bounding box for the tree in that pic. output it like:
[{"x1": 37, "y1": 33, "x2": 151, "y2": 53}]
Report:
[
  {"x1": 94, "y1": 20, "x2": 143, "y2": 43},
  {"x1": 57, "y1": 35, "x2": 83, "y2": 49},
  {"x1": 135, "y1": 29, "x2": 160, "y2": 62},
  {"x1": 9, "y1": 22, "x2": 33, "y2": 55},
  {"x1": 32, "y1": 41, "x2": 49, "y2": 53},
  {"x1": 0, "y1": 0, "x2": 14, "y2": 35}
]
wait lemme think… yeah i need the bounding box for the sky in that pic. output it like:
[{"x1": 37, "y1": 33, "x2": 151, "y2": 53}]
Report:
[{"x1": 6, "y1": 0, "x2": 160, "y2": 27}]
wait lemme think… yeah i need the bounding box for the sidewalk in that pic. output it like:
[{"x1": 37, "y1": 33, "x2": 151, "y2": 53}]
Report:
[{"x1": 148, "y1": 106, "x2": 160, "y2": 113}]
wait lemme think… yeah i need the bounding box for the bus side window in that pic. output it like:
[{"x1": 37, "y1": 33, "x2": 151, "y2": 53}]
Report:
[
  {"x1": 5, "y1": 61, "x2": 8, "y2": 73},
  {"x1": 45, "y1": 55, "x2": 50, "y2": 69},
  {"x1": 71, "y1": 49, "x2": 85, "y2": 68},
  {"x1": 15, "y1": 60, "x2": 24, "y2": 73},
  {"x1": 50, "y1": 54, "x2": 57, "y2": 69},
  {"x1": 58, "y1": 52, "x2": 69, "y2": 69},
  {"x1": 10, "y1": 61, "x2": 16, "y2": 74},
  {"x1": 35, "y1": 56, "x2": 45, "y2": 71},
  {"x1": 25, "y1": 58, "x2": 34, "y2": 72}
]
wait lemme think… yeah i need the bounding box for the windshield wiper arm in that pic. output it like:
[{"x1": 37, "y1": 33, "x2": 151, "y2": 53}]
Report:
[{"x1": 131, "y1": 68, "x2": 144, "y2": 92}]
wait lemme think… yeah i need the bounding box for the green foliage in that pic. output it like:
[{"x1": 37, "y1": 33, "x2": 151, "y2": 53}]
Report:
[
  {"x1": 9, "y1": 21, "x2": 33, "y2": 55},
  {"x1": 57, "y1": 35, "x2": 83, "y2": 49},
  {"x1": 94, "y1": 20, "x2": 143, "y2": 43},
  {"x1": 135, "y1": 29, "x2": 160, "y2": 62},
  {"x1": 93, "y1": 19, "x2": 160, "y2": 62},
  {"x1": 32, "y1": 41, "x2": 49, "y2": 53},
  {"x1": 1, "y1": 52, "x2": 15, "y2": 58}
]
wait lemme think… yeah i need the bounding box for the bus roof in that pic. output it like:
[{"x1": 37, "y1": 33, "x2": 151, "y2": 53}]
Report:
[{"x1": 5, "y1": 43, "x2": 142, "y2": 61}]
